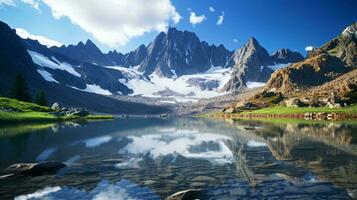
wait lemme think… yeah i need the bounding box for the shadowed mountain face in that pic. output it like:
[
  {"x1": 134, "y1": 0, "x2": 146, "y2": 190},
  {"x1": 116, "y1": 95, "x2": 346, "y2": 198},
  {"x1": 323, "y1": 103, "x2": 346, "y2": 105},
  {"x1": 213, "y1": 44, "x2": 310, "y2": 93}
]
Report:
[
  {"x1": 0, "y1": 21, "x2": 169, "y2": 114},
  {"x1": 51, "y1": 40, "x2": 114, "y2": 66},
  {"x1": 0, "y1": 21, "x2": 46, "y2": 95},
  {"x1": 263, "y1": 22, "x2": 357, "y2": 94}
]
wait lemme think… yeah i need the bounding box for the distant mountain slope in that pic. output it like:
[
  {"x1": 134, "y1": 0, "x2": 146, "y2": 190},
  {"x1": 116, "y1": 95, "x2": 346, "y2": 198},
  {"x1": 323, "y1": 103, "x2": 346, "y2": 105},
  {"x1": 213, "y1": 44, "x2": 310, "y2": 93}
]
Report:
[
  {"x1": 263, "y1": 22, "x2": 357, "y2": 94},
  {"x1": 0, "y1": 21, "x2": 169, "y2": 114},
  {"x1": 51, "y1": 39, "x2": 114, "y2": 66},
  {"x1": 24, "y1": 39, "x2": 133, "y2": 95},
  {"x1": 271, "y1": 48, "x2": 304, "y2": 64}
]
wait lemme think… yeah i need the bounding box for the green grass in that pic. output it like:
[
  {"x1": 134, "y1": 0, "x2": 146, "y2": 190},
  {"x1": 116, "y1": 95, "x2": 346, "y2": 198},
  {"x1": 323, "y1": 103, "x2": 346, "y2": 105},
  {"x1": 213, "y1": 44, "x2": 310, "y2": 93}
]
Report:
[
  {"x1": 240, "y1": 104, "x2": 357, "y2": 115},
  {"x1": 0, "y1": 97, "x2": 51, "y2": 112},
  {"x1": 0, "y1": 111, "x2": 58, "y2": 123},
  {"x1": 0, "y1": 97, "x2": 114, "y2": 123}
]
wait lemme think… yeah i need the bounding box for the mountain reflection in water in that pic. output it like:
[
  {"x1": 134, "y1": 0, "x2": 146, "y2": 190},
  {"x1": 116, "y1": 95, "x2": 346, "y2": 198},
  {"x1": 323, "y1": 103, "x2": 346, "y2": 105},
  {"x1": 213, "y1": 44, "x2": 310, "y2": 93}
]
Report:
[{"x1": 0, "y1": 118, "x2": 356, "y2": 199}]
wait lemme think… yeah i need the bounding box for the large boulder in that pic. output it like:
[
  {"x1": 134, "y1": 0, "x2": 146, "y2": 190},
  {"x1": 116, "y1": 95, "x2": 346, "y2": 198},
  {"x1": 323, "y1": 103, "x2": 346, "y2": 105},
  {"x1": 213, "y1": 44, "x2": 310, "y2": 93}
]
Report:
[
  {"x1": 285, "y1": 98, "x2": 306, "y2": 108},
  {"x1": 6, "y1": 161, "x2": 66, "y2": 175},
  {"x1": 51, "y1": 102, "x2": 61, "y2": 111}
]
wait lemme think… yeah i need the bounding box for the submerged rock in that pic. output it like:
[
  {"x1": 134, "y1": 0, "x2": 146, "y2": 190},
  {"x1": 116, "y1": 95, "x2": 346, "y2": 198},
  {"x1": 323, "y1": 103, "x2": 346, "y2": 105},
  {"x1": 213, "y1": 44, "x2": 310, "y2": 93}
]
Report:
[
  {"x1": 6, "y1": 161, "x2": 66, "y2": 175},
  {"x1": 166, "y1": 189, "x2": 202, "y2": 200}
]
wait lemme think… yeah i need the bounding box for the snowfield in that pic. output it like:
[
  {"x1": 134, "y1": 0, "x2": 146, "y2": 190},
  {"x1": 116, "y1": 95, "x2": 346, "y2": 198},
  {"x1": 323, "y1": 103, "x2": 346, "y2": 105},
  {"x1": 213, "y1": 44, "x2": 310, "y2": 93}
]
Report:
[
  {"x1": 28, "y1": 51, "x2": 272, "y2": 100},
  {"x1": 107, "y1": 65, "x2": 232, "y2": 102},
  {"x1": 268, "y1": 63, "x2": 291, "y2": 70},
  {"x1": 246, "y1": 81, "x2": 265, "y2": 88}
]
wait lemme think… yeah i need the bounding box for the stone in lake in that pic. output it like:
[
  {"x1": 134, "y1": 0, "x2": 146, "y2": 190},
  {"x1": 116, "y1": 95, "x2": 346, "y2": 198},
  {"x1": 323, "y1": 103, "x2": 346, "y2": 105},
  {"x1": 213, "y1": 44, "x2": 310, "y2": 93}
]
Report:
[
  {"x1": 166, "y1": 189, "x2": 202, "y2": 200},
  {"x1": 6, "y1": 161, "x2": 66, "y2": 175}
]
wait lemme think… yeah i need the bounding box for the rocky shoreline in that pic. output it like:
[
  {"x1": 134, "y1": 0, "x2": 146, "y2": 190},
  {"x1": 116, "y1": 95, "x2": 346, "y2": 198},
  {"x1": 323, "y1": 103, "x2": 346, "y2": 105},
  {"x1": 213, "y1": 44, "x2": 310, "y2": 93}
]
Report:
[{"x1": 213, "y1": 112, "x2": 357, "y2": 121}]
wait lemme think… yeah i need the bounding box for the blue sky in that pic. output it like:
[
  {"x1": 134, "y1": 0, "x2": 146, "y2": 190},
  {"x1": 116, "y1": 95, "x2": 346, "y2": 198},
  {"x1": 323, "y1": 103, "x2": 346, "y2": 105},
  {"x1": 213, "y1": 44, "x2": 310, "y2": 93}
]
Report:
[{"x1": 0, "y1": 0, "x2": 356, "y2": 54}]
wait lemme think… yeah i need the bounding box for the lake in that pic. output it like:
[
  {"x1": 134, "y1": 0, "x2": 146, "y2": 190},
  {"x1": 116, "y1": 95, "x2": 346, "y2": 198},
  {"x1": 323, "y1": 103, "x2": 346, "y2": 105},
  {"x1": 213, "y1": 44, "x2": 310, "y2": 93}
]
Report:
[{"x1": 0, "y1": 118, "x2": 356, "y2": 199}]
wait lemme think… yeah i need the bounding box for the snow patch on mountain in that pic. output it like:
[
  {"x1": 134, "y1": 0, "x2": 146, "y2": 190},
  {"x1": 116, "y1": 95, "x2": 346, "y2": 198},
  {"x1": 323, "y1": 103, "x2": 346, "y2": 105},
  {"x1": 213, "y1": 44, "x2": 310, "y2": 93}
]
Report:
[
  {"x1": 246, "y1": 81, "x2": 265, "y2": 88},
  {"x1": 37, "y1": 69, "x2": 59, "y2": 83},
  {"x1": 268, "y1": 63, "x2": 291, "y2": 70},
  {"x1": 84, "y1": 84, "x2": 112, "y2": 95},
  {"x1": 28, "y1": 50, "x2": 81, "y2": 77}
]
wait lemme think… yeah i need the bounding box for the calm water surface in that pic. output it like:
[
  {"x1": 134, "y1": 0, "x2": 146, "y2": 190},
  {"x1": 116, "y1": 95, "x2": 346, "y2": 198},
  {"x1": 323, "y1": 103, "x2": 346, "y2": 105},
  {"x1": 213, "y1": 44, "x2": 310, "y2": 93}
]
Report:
[{"x1": 0, "y1": 118, "x2": 356, "y2": 199}]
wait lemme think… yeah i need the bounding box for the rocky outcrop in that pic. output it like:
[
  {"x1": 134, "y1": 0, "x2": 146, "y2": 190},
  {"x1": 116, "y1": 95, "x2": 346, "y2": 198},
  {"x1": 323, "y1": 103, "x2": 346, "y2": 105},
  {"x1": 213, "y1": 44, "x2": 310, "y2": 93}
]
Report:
[
  {"x1": 51, "y1": 102, "x2": 89, "y2": 117},
  {"x1": 263, "y1": 22, "x2": 357, "y2": 95},
  {"x1": 264, "y1": 53, "x2": 352, "y2": 94}
]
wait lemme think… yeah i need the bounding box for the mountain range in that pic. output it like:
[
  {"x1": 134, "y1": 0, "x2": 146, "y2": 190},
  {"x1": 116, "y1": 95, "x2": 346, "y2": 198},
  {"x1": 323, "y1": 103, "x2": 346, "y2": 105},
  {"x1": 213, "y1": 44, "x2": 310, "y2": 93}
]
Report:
[{"x1": 0, "y1": 20, "x2": 307, "y2": 113}]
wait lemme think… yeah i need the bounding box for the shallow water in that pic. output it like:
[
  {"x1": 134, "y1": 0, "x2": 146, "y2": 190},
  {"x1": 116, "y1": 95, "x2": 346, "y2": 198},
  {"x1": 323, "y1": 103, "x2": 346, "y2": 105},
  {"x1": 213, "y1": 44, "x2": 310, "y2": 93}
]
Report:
[{"x1": 0, "y1": 118, "x2": 356, "y2": 199}]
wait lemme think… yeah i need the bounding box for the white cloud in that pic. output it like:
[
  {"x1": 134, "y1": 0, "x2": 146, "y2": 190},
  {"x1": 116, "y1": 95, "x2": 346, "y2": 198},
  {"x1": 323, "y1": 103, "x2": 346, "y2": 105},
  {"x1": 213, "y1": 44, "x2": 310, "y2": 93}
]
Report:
[
  {"x1": 305, "y1": 46, "x2": 314, "y2": 51},
  {"x1": 233, "y1": 38, "x2": 238, "y2": 43},
  {"x1": 21, "y1": 0, "x2": 40, "y2": 10},
  {"x1": 189, "y1": 12, "x2": 206, "y2": 26},
  {"x1": 16, "y1": 28, "x2": 62, "y2": 47},
  {"x1": 209, "y1": 6, "x2": 215, "y2": 12},
  {"x1": 0, "y1": 0, "x2": 15, "y2": 6},
  {"x1": 0, "y1": 0, "x2": 40, "y2": 9},
  {"x1": 216, "y1": 12, "x2": 224, "y2": 25},
  {"x1": 40, "y1": 0, "x2": 181, "y2": 47}
]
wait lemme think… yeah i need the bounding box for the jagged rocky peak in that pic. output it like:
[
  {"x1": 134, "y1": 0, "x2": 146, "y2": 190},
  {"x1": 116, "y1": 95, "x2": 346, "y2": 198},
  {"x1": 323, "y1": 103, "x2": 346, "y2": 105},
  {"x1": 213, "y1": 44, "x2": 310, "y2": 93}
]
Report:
[
  {"x1": 271, "y1": 48, "x2": 304, "y2": 64},
  {"x1": 222, "y1": 37, "x2": 274, "y2": 92},
  {"x1": 229, "y1": 37, "x2": 273, "y2": 66},
  {"x1": 138, "y1": 27, "x2": 232, "y2": 77}
]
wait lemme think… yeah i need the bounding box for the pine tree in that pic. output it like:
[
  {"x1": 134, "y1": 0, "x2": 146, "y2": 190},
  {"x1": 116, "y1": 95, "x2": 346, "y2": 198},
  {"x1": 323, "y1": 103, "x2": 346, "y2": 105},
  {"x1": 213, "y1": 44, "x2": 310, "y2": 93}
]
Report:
[
  {"x1": 35, "y1": 90, "x2": 48, "y2": 106},
  {"x1": 10, "y1": 74, "x2": 32, "y2": 102}
]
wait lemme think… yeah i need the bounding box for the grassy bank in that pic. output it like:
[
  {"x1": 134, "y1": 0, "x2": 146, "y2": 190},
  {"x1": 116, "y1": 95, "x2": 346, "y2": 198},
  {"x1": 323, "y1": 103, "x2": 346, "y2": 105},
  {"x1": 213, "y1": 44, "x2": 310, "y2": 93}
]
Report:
[{"x1": 0, "y1": 97, "x2": 114, "y2": 123}]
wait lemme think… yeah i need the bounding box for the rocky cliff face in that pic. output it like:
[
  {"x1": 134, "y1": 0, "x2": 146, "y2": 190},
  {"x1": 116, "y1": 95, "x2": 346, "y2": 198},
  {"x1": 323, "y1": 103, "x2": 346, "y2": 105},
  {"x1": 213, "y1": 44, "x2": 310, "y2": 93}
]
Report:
[
  {"x1": 222, "y1": 38, "x2": 274, "y2": 92},
  {"x1": 263, "y1": 22, "x2": 357, "y2": 94}
]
